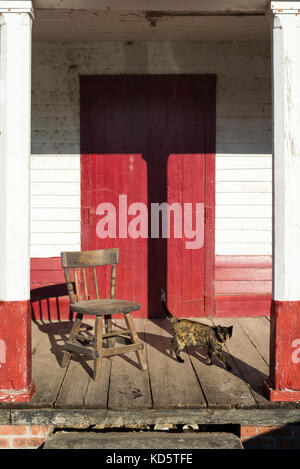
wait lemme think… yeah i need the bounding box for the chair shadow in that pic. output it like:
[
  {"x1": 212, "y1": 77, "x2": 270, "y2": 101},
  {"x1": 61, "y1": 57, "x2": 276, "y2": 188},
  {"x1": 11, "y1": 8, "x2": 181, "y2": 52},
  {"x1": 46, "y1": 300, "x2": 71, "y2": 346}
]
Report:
[
  {"x1": 33, "y1": 319, "x2": 143, "y2": 378},
  {"x1": 33, "y1": 319, "x2": 95, "y2": 378},
  {"x1": 31, "y1": 283, "x2": 73, "y2": 322}
]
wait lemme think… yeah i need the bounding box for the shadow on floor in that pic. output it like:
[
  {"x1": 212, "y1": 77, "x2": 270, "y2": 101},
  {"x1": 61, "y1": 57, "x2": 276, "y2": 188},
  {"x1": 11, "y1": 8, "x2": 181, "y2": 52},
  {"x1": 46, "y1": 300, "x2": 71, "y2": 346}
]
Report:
[
  {"x1": 33, "y1": 317, "x2": 268, "y2": 400},
  {"x1": 141, "y1": 319, "x2": 268, "y2": 400}
]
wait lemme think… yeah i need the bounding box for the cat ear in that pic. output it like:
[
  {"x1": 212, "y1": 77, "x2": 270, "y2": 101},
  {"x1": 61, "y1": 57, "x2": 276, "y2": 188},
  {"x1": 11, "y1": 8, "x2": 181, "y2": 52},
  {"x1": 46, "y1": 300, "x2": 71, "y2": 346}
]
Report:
[{"x1": 228, "y1": 325, "x2": 233, "y2": 337}]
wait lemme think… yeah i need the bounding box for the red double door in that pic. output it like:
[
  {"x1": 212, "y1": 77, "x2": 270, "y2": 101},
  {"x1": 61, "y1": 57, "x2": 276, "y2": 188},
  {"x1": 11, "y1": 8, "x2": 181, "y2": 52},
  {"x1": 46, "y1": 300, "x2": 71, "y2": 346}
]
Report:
[{"x1": 80, "y1": 75, "x2": 215, "y2": 318}]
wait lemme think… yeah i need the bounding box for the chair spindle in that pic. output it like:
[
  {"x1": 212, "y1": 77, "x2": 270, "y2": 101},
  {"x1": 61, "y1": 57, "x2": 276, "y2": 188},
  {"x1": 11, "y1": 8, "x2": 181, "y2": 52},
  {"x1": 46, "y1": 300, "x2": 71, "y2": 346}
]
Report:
[{"x1": 93, "y1": 267, "x2": 100, "y2": 299}]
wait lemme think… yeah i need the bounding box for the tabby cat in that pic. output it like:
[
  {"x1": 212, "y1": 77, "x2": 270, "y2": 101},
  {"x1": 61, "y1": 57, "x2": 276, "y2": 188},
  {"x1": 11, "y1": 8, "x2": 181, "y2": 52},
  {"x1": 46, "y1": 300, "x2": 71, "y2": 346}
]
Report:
[{"x1": 161, "y1": 289, "x2": 233, "y2": 371}]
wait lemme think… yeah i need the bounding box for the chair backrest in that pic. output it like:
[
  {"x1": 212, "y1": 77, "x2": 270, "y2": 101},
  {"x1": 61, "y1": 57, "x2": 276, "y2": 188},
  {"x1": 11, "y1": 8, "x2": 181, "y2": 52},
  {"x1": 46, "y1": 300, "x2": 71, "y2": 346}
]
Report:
[{"x1": 61, "y1": 248, "x2": 119, "y2": 304}]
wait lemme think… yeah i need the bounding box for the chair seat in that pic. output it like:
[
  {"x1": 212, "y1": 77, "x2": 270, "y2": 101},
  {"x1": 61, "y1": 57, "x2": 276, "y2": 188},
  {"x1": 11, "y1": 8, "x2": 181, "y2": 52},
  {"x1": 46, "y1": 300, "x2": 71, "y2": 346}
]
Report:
[{"x1": 70, "y1": 298, "x2": 141, "y2": 315}]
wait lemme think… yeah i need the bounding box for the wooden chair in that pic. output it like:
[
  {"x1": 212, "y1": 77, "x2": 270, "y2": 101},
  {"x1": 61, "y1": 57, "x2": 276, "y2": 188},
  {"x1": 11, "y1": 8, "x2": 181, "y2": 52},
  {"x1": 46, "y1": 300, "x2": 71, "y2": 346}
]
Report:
[{"x1": 60, "y1": 248, "x2": 147, "y2": 380}]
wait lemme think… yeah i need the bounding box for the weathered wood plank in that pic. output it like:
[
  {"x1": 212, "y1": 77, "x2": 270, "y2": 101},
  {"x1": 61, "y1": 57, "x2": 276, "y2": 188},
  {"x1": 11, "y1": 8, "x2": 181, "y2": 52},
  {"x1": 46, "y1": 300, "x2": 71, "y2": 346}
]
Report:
[
  {"x1": 107, "y1": 319, "x2": 152, "y2": 410},
  {"x1": 84, "y1": 361, "x2": 112, "y2": 410},
  {"x1": 11, "y1": 407, "x2": 300, "y2": 428},
  {"x1": 44, "y1": 431, "x2": 244, "y2": 450},
  {"x1": 55, "y1": 357, "x2": 90, "y2": 409},
  {"x1": 31, "y1": 321, "x2": 41, "y2": 353},
  {"x1": 76, "y1": 320, "x2": 112, "y2": 409},
  {"x1": 20, "y1": 321, "x2": 69, "y2": 408},
  {"x1": 211, "y1": 318, "x2": 276, "y2": 409},
  {"x1": 54, "y1": 322, "x2": 92, "y2": 409},
  {"x1": 188, "y1": 318, "x2": 256, "y2": 409},
  {"x1": 145, "y1": 319, "x2": 206, "y2": 409},
  {"x1": 237, "y1": 316, "x2": 270, "y2": 364}
]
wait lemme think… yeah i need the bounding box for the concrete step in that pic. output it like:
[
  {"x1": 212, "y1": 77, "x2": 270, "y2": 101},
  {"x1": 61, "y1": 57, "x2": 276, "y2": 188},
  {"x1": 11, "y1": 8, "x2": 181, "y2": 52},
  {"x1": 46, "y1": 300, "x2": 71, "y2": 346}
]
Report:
[{"x1": 44, "y1": 431, "x2": 243, "y2": 449}]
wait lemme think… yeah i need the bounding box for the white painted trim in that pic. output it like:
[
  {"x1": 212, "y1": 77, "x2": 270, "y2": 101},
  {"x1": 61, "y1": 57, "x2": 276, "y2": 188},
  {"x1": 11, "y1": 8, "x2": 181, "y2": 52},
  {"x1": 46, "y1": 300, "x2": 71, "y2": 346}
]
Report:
[
  {"x1": 0, "y1": 11, "x2": 33, "y2": 301},
  {"x1": 271, "y1": 2, "x2": 300, "y2": 14},
  {"x1": 270, "y1": 6, "x2": 300, "y2": 301},
  {"x1": 0, "y1": 1, "x2": 34, "y2": 17}
]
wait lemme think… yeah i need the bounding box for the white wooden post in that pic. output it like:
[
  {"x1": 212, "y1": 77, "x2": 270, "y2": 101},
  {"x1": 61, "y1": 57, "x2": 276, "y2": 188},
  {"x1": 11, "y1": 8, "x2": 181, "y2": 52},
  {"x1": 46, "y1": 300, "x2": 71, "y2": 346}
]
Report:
[
  {"x1": 265, "y1": 1, "x2": 300, "y2": 401},
  {"x1": 0, "y1": 1, "x2": 34, "y2": 402}
]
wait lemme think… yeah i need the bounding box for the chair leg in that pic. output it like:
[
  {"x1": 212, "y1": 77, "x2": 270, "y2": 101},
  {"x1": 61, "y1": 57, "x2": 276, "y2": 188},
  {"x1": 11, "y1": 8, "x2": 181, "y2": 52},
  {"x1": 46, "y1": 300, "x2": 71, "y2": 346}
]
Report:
[
  {"x1": 124, "y1": 313, "x2": 148, "y2": 371},
  {"x1": 94, "y1": 316, "x2": 103, "y2": 380},
  {"x1": 61, "y1": 313, "x2": 83, "y2": 368},
  {"x1": 105, "y1": 314, "x2": 114, "y2": 348}
]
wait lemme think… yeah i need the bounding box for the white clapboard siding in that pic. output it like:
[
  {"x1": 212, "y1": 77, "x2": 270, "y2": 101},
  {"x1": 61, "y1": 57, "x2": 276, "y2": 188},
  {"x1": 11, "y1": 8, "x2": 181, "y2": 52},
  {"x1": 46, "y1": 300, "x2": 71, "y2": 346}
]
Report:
[
  {"x1": 31, "y1": 90, "x2": 73, "y2": 105},
  {"x1": 32, "y1": 130, "x2": 79, "y2": 144},
  {"x1": 216, "y1": 218, "x2": 271, "y2": 231},
  {"x1": 217, "y1": 102, "x2": 271, "y2": 117},
  {"x1": 31, "y1": 208, "x2": 80, "y2": 221},
  {"x1": 216, "y1": 169, "x2": 272, "y2": 182},
  {"x1": 31, "y1": 182, "x2": 80, "y2": 195},
  {"x1": 216, "y1": 143, "x2": 271, "y2": 154},
  {"x1": 31, "y1": 40, "x2": 272, "y2": 257},
  {"x1": 31, "y1": 195, "x2": 80, "y2": 208},
  {"x1": 216, "y1": 206, "x2": 272, "y2": 218},
  {"x1": 216, "y1": 230, "x2": 271, "y2": 243},
  {"x1": 217, "y1": 130, "x2": 271, "y2": 144},
  {"x1": 216, "y1": 182, "x2": 272, "y2": 193},
  {"x1": 32, "y1": 103, "x2": 78, "y2": 118},
  {"x1": 216, "y1": 243, "x2": 272, "y2": 256},
  {"x1": 31, "y1": 155, "x2": 80, "y2": 170},
  {"x1": 30, "y1": 233, "x2": 81, "y2": 245},
  {"x1": 30, "y1": 244, "x2": 81, "y2": 258},
  {"x1": 32, "y1": 117, "x2": 78, "y2": 131},
  {"x1": 31, "y1": 169, "x2": 80, "y2": 182},
  {"x1": 30, "y1": 221, "x2": 81, "y2": 233},
  {"x1": 216, "y1": 193, "x2": 272, "y2": 206},
  {"x1": 217, "y1": 118, "x2": 271, "y2": 131},
  {"x1": 216, "y1": 155, "x2": 271, "y2": 169},
  {"x1": 31, "y1": 143, "x2": 80, "y2": 154}
]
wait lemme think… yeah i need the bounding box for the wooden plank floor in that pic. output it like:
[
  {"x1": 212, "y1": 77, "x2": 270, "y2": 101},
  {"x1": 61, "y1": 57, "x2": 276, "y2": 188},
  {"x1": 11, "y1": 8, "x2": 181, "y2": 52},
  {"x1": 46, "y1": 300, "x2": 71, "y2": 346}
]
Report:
[{"x1": 5, "y1": 317, "x2": 299, "y2": 411}]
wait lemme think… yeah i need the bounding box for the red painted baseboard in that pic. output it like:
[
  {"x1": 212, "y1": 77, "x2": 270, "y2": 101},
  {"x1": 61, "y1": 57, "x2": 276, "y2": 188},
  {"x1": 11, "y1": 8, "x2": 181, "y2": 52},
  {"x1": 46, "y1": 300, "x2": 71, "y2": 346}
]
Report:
[
  {"x1": 30, "y1": 255, "x2": 273, "y2": 319},
  {"x1": 269, "y1": 299, "x2": 300, "y2": 394},
  {"x1": 215, "y1": 294, "x2": 271, "y2": 317},
  {"x1": 215, "y1": 256, "x2": 272, "y2": 316},
  {"x1": 215, "y1": 255, "x2": 272, "y2": 295},
  {"x1": 264, "y1": 380, "x2": 300, "y2": 402}
]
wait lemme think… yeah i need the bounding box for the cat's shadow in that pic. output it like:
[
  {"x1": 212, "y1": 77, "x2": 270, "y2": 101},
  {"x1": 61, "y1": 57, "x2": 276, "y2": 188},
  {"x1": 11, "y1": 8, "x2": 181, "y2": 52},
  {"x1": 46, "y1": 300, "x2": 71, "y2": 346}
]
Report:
[{"x1": 140, "y1": 319, "x2": 269, "y2": 400}]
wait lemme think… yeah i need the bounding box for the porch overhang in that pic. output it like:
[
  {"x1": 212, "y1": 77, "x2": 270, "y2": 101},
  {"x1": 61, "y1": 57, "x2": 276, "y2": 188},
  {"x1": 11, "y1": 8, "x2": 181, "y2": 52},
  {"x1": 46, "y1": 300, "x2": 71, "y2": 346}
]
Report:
[{"x1": 34, "y1": 0, "x2": 268, "y2": 14}]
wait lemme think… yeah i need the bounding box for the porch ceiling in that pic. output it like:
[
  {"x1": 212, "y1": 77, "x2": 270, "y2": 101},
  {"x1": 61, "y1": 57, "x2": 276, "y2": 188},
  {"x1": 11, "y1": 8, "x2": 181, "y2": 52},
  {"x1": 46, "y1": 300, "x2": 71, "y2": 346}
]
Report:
[
  {"x1": 32, "y1": 9, "x2": 270, "y2": 41},
  {"x1": 34, "y1": 1, "x2": 269, "y2": 14}
]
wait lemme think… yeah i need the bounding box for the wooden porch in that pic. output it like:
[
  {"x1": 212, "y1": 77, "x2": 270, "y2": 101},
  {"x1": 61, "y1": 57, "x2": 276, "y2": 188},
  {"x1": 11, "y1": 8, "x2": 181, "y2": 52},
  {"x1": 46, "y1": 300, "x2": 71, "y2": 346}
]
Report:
[{"x1": 2, "y1": 316, "x2": 300, "y2": 428}]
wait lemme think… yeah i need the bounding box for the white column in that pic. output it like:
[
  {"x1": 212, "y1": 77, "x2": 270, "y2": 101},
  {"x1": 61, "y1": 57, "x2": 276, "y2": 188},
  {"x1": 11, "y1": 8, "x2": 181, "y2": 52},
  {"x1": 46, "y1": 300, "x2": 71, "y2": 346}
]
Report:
[
  {"x1": 0, "y1": 2, "x2": 34, "y2": 301},
  {"x1": 270, "y1": 2, "x2": 300, "y2": 301}
]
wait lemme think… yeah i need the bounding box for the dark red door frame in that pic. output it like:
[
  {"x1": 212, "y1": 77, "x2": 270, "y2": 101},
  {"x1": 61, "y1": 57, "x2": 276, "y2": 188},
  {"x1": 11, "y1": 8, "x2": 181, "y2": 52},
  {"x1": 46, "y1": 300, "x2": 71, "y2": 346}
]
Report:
[{"x1": 80, "y1": 75, "x2": 216, "y2": 316}]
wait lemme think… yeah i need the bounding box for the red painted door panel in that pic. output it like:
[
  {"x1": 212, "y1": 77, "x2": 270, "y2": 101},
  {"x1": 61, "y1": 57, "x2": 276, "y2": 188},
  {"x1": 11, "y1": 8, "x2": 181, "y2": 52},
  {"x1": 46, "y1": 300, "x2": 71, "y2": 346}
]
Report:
[{"x1": 80, "y1": 75, "x2": 215, "y2": 318}]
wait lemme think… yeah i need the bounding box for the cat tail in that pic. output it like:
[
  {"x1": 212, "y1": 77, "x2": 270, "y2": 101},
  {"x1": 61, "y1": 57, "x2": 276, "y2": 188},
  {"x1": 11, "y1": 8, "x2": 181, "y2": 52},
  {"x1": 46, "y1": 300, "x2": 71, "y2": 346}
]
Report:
[{"x1": 161, "y1": 289, "x2": 177, "y2": 323}]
